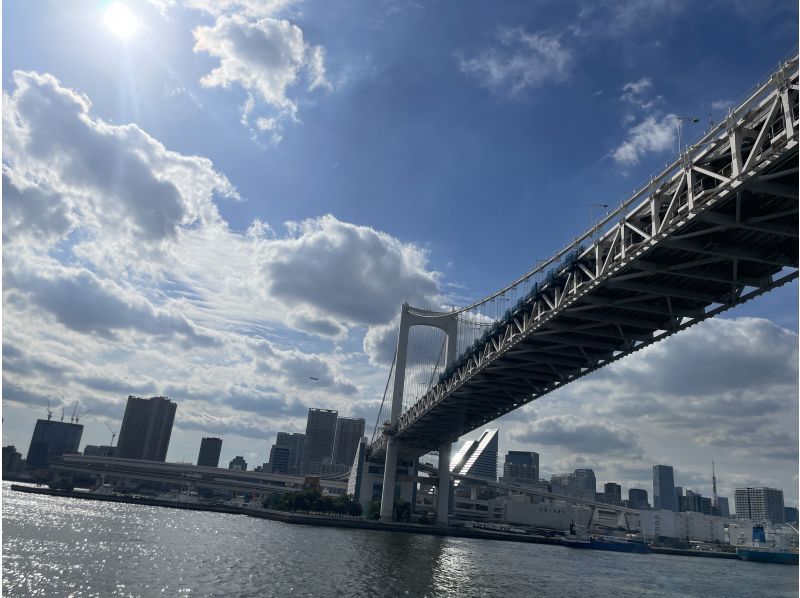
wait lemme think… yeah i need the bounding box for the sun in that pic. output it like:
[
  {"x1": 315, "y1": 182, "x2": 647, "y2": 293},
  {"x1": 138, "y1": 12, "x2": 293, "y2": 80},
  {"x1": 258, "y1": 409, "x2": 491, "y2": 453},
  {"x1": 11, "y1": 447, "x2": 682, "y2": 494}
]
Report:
[{"x1": 103, "y1": 2, "x2": 139, "y2": 40}]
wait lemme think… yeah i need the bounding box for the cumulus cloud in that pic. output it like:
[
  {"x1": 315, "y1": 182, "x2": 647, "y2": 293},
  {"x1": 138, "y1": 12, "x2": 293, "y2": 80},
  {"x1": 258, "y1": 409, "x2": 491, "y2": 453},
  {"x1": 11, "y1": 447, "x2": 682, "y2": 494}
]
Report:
[
  {"x1": 459, "y1": 28, "x2": 572, "y2": 97},
  {"x1": 2, "y1": 70, "x2": 236, "y2": 253},
  {"x1": 192, "y1": 6, "x2": 329, "y2": 140},
  {"x1": 511, "y1": 415, "x2": 642, "y2": 456},
  {"x1": 261, "y1": 215, "x2": 441, "y2": 326},
  {"x1": 611, "y1": 113, "x2": 677, "y2": 166}
]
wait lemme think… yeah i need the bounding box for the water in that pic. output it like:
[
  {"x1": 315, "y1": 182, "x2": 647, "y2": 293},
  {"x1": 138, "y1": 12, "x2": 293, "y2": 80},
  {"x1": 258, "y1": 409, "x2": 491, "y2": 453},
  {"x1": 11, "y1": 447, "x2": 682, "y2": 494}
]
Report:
[{"x1": 2, "y1": 483, "x2": 797, "y2": 597}]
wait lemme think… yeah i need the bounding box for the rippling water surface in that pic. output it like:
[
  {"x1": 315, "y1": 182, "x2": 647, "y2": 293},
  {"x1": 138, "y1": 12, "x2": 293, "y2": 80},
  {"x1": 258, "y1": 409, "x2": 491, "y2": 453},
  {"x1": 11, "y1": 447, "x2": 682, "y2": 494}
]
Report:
[{"x1": 2, "y1": 482, "x2": 797, "y2": 597}]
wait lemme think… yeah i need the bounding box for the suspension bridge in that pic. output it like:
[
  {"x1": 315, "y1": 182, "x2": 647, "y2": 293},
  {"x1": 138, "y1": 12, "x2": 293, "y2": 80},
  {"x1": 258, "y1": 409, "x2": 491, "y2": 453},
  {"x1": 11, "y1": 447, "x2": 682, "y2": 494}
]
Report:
[{"x1": 359, "y1": 56, "x2": 799, "y2": 523}]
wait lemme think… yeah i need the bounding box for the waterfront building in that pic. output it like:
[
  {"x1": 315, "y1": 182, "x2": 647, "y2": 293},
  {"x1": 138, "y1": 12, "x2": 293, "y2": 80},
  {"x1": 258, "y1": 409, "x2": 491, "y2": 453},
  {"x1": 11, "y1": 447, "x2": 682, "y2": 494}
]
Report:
[
  {"x1": 332, "y1": 417, "x2": 365, "y2": 468},
  {"x1": 674, "y1": 486, "x2": 684, "y2": 511},
  {"x1": 603, "y1": 482, "x2": 622, "y2": 505},
  {"x1": 25, "y1": 419, "x2": 83, "y2": 470},
  {"x1": 683, "y1": 490, "x2": 713, "y2": 515},
  {"x1": 229, "y1": 456, "x2": 247, "y2": 471},
  {"x1": 503, "y1": 451, "x2": 539, "y2": 481},
  {"x1": 117, "y1": 396, "x2": 176, "y2": 462},
  {"x1": 451, "y1": 429, "x2": 498, "y2": 481},
  {"x1": 628, "y1": 488, "x2": 649, "y2": 509},
  {"x1": 573, "y1": 468, "x2": 596, "y2": 493},
  {"x1": 301, "y1": 408, "x2": 338, "y2": 475},
  {"x1": 275, "y1": 432, "x2": 305, "y2": 474},
  {"x1": 717, "y1": 496, "x2": 730, "y2": 518},
  {"x1": 268, "y1": 445, "x2": 291, "y2": 474},
  {"x1": 2, "y1": 445, "x2": 24, "y2": 473},
  {"x1": 785, "y1": 506, "x2": 798, "y2": 524},
  {"x1": 734, "y1": 487, "x2": 785, "y2": 524},
  {"x1": 197, "y1": 437, "x2": 223, "y2": 468},
  {"x1": 653, "y1": 465, "x2": 677, "y2": 512}
]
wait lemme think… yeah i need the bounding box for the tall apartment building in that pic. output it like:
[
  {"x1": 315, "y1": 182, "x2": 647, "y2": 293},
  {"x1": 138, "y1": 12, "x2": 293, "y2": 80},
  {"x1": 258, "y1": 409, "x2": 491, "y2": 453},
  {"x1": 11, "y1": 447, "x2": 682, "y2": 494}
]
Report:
[
  {"x1": 734, "y1": 487, "x2": 785, "y2": 524},
  {"x1": 197, "y1": 437, "x2": 223, "y2": 467},
  {"x1": 229, "y1": 456, "x2": 247, "y2": 471},
  {"x1": 117, "y1": 396, "x2": 176, "y2": 462},
  {"x1": 275, "y1": 432, "x2": 305, "y2": 474},
  {"x1": 653, "y1": 465, "x2": 678, "y2": 512},
  {"x1": 301, "y1": 408, "x2": 338, "y2": 475},
  {"x1": 25, "y1": 419, "x2": 83, "y2": 469},
  {"x1": 629, "y1": 488, "x2": 650, "y2": 509},
  {"x1": 503, "y1": 451, "x2": 539, "y2": 481},
  {"x1": 573, "y1": 469, "x2": 597, "y2": 493},
  {"x1": 332, "y1": 417, "x2": 365, "y2": 468},
  {"x1": 268, "y1": 445, "x2": 291, "y2": 474},
  {"x1": 604, "y1": 482, "x2": 622, "y2": 505}
]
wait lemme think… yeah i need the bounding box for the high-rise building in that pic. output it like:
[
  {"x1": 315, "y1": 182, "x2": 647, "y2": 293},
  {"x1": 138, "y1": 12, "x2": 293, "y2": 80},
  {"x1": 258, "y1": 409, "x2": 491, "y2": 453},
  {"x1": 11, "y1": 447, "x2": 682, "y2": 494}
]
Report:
[
  {"x1": 25, "y1": 419, "x2": 83, "y2": 469},
  {"x1": 573, "y1": 469, "x2": 597, "y2": 493},
  {"x1": 734, "y1": 487, "x2": 785, "y2": 524},
  {"x1": 197, "y1": 437, "x2": 222, "y2": 467},
  {"x1": 229, "y1": 456, "x2": 247, "y2": 471},
  {"x1": 674, "y1": 486, "x2": 684, "y2": 511},
  {"x1": 332, "y1": 417, "x2": 365, "y2": 468},
  {"x1": 301, "y1": 408, "x2": 338, "y2": 475},
  {"x1": 628, "y1": 488, "x2": 649, "y2": 509},
  {"x1": 2, "y1": 445, "x2": 24, "y2": 473},
  {"x1": 451, "y1": 429, "x2": 498, "y2": 481},
  {"x1": 117, "y1": 396, "x2": 176, "y2": 461},
  {"x1": 683, "y1": 490, "x2": 712, "y2": 515},
  {"x1": 784, "y1": 506, "x2": 798, "y2": 524},
  {"x1": 550, "y1": 472, "x2": 575, "y2": 488},
  {"x1": 268, "y1": 445, "x2": 291, "y2": 474},
  {"x1": 275, "y1": 432, "x2": 305, "y2": 474},
  {"x1": 604, "y1": 482, "x2": 622, "y2": 505},
  {"x1": 717, "y1": 496, "x2": 731, "y2": 518},
  {"x1": 503, "y1": 451, "x2": 539, "y2": 481},
  {"x1": 653, "y1": 465, "x2": 677, "y2": 512}
]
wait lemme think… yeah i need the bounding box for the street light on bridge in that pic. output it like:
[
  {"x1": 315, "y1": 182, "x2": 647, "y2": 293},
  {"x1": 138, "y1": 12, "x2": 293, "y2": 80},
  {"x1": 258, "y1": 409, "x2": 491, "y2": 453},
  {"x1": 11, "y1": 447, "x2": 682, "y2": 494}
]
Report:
[{"x1": 676, "y1": 116, "x2": 700, "y2": 155}]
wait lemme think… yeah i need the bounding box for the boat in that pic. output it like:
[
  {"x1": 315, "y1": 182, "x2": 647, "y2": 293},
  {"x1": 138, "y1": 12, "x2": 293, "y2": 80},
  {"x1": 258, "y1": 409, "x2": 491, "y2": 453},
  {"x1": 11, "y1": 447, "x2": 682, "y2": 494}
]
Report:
[
  {"x1": 564, "y1": 522, "x2": 650, "y2": 554},
  {"x1": 564, "y1": 535, "x2": 651, "y2": 554},
  {"x1": 735, "y1": 525, "x2": 798, "y2": 565}
]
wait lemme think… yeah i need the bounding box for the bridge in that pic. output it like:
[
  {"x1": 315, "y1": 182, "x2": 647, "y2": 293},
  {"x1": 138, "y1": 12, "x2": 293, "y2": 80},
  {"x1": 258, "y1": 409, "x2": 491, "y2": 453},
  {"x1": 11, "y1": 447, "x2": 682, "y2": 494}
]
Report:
[{"x1": 361, "y1": 55, "x2": 799, "y2": 523}]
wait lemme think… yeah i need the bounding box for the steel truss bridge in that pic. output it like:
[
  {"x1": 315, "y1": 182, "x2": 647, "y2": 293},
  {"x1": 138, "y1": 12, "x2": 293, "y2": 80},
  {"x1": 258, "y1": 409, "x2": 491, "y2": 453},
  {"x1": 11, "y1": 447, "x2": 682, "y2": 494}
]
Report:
[{"x1": 368, "y1": 54, "x2": 798, "y2": 491}]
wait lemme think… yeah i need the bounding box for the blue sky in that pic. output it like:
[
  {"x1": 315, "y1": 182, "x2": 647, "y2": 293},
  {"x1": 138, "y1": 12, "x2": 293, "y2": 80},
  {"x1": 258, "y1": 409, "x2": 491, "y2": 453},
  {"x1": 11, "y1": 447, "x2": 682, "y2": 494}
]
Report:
[{"x1": 3, "y1": 0, "x2": 798, "y2": 505}]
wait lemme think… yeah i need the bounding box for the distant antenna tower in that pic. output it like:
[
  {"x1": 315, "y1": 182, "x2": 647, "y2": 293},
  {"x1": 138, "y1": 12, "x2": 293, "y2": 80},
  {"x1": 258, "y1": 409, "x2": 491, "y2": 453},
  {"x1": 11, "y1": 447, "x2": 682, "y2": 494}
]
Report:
[{"x1": 712, "y1": 461, "x2": 718, "y2": 508}]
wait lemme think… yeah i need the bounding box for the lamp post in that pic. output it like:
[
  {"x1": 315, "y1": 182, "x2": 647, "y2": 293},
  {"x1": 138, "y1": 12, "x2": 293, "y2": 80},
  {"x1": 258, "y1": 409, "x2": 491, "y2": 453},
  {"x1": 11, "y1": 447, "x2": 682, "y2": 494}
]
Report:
[
  {"x1": 590, "y1": 202, "x2": 609, "y2": 236},
  {"x1": 676, "y1": 116, "x2": 700, "y2": 155}
]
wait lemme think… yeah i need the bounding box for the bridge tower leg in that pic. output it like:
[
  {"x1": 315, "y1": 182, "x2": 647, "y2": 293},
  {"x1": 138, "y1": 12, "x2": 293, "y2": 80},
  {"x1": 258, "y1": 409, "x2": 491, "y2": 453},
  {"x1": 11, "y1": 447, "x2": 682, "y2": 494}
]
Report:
[
  {"x1": 436, "y1": 441, "x2": 451, "y2": 526},
  {"x1": 380, "y1": 303, "x2": 458, "y2": 522}
]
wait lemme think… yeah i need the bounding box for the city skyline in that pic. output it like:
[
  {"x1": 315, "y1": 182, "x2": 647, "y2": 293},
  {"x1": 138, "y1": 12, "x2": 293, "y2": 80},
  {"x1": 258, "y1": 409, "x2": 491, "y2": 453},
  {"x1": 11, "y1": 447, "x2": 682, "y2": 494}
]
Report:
[{"x1": 2, "y1": 1, "x2": 797, "y2": 504}]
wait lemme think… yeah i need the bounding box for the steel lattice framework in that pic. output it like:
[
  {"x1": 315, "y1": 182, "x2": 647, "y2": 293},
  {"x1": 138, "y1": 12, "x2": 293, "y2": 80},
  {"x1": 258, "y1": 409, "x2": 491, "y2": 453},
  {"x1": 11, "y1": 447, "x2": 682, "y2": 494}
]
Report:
[{"x1": 371, "y1": 56, "x2": 799, "y2": 460}]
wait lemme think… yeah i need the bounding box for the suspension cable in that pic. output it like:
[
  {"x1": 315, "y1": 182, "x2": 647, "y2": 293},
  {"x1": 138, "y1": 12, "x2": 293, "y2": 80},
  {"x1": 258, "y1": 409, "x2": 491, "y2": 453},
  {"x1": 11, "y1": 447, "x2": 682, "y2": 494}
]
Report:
[{"x1": 371, "y1": 345, "x2": 397, "y2": 444}]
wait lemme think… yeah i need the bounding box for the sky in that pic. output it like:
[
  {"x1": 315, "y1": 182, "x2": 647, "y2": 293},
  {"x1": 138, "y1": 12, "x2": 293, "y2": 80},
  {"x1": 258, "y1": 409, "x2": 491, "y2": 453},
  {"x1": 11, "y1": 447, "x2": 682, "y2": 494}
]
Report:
[{"x1": 2, "y1": 0, "x2": 798, "y2": 507}]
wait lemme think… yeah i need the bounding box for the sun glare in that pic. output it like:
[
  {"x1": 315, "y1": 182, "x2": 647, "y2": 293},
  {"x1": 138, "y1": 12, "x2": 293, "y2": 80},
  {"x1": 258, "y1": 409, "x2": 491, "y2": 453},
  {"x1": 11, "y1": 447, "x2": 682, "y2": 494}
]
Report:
[{"x1": 103, "y1": 2, "x2": 139, "y2": 40}]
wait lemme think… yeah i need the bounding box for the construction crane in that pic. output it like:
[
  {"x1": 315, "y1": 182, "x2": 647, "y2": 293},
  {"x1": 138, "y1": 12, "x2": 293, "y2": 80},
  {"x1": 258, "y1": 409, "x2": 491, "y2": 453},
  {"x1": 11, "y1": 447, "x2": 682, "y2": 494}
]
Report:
[
  {"x1": 105, "y1": 422, "x2": 117, "y2": 447},
  {"x1": 69, "y1": 402, "x2": 79, "y2": 424},
  {"x1": 60, "y1": 407, "x2": 65, "y2": 422},
  {"x1": 46, "y1": 399, "x2": 53, "y2": 421},
  {"x1": 74, "y1": 409, "x2": 92, "y2": 424}
]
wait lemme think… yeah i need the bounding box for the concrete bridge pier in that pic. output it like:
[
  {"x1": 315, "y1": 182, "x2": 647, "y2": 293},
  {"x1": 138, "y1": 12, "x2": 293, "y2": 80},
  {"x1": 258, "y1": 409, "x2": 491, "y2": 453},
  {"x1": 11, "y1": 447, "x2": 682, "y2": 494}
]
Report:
[{"x1": 436, "y1": 442, "x2": 451, "y2": 526}]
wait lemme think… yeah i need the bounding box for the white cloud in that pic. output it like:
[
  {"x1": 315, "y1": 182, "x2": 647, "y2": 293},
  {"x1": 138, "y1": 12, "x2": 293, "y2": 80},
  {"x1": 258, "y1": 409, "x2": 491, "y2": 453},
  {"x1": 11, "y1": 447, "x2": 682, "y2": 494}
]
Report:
[
  {"x1": 611, "y1": 113, "x2": 677, "y2": 165},
  {"x1": 620, "y1": 77, "x2": 652, "y2": 104},
  {"x1": 711, "y1": 98, "x2": 734, "y2": 111},
  {"x1": 459, "y1": 28, "x2": 572, "y2": 97},
  {"x1": 3, "y1": 71, "x2": 236, "y2": 253},
  {"x1": 192, "y1": 7, "x2": 329, "y2": 140}
]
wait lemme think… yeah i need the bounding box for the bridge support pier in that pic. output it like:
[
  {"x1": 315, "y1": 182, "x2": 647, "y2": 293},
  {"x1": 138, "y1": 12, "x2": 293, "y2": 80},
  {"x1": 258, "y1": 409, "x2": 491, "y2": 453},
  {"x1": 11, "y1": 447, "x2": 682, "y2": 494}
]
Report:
[{"x1": 436, "y1": 442, "x2": 451, "y2": 526}]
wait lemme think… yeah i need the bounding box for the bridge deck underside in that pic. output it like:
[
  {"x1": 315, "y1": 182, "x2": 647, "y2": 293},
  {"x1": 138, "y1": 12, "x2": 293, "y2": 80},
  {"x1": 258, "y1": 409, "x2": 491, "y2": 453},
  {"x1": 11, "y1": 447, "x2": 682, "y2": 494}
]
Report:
[{"x1": 392, "y1": 149, "x2": 798, "y2": 459}]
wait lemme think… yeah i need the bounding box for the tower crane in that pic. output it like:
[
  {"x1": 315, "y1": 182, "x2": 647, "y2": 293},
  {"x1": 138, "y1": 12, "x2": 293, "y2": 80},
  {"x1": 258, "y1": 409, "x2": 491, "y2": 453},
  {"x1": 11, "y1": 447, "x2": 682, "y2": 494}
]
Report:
[
  {"x1": 105, "y1": 422, "x2": 117, "y2": 447},
  {"x1": 74, "y1": 409, "x2": 92, "y2": 424},
  {"x1": 46, "y1": 399, "x2": 53, "y2": 421}
]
